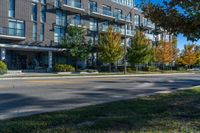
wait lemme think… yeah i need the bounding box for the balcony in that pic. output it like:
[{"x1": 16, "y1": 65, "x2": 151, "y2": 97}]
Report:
[
  {"x1": 114, "y1": 14, "x2": 131, "y2": 24},
  {"x1": 90, "y1": 7, "x2": 115, "y2": 21},
  {"x1": 121, "y1": 29, "x2": 134, "y2": 37},
  {"x1": 68, "y1": 19, "x2": 88, "y2": 29},
  {"x1": 145, "y1": 33, "x2": 155, "y2": 41},
  {"x1": 0, "y1": 27, "x2": 25, "y2": 40},
  {"x1": 62, "y1": 0, "x2": 85, "y2": 14},
  {"x1": 142, "y1": 21, "x2": 155, "y2": 31},
  {"x1": 99, "y1": 26, "x2": 134, "y2": 37}
]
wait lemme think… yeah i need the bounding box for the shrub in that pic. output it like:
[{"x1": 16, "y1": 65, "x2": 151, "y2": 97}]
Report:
[
  {"x1": 0, "y1": 61, "x2": 7, "y2": 75},
  {"x1": 143, "y1": 66, "x2": 159, "y2": 72},
  {"x1": 53, "y1": 64, "x2": 75, "y2": 72},
  {"x1": 127, "y1": 67, "x2": 136, "y2": 73}
]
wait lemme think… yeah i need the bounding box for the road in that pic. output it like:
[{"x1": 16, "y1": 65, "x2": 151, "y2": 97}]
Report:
[{"x1": 0, "y1": 74, "x2": 200, "y2": 120}]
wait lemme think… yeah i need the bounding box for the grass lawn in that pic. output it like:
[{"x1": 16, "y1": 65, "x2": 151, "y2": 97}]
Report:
[{"x1": 0, "y1": 88, "x2": 200, "y2": 133}]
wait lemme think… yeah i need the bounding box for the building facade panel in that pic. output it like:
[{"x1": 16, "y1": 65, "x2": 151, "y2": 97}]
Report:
[{"x1": 0, "y1": 0, "x2": 170, "y2": 70}]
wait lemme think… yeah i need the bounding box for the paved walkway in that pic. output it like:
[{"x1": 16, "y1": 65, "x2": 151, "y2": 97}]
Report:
[{"x1": 0, "y1": 73, "x2": 199, "y2": 120}]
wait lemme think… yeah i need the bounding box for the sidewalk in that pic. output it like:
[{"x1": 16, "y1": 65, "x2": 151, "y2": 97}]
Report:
[{"x1": 0, "y1": 72, "x2": 196, "y2": 80}]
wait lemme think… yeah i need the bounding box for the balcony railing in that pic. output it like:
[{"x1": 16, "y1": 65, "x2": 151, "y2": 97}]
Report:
[
  {"x1": 99, "y1": 25, "x2": 134, "y2": 36},
  {"x1": 90, "y1": 7, "x2": 114, "y2": 18},
  {"x1": 114, "y1": 13, "x2": 131, "y2": 22},
  {"x1": 68, "y1": 19, "x2": 88, "y2": 28},
  {"x1": 0, "y1": 27, "x2": 25, "y2": 38},
  {"x1": 63, "y1": 0, "x2": 84, "y2": 9},
  {"x1": 145, "y1": 33, "x2": 155, "y2": 41}
]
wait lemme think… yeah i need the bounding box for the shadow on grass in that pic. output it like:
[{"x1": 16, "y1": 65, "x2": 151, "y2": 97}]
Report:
[{"x1": 0, "y1": 88, "x2": 200, "y2": 133}]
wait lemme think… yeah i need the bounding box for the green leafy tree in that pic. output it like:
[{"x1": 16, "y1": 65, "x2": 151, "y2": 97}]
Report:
[
  {"x1": 143, "y1": 0, "x2": 200, "y2": 41},
  {"x1": 62, "y1": 26, "x2": 91, "y2": 70},
  {"x1": 98, "y1": 26, "x2": 123, "y2": 72},
  {"x1": 127, "y1": 30, "x2": 152, "y2": 69}
]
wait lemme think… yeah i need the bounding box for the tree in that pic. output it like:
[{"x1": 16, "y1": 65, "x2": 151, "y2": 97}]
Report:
[
  {"x1": 154, "y1": 40, "x2": 174, "y2": 69},
  {"x1": 62, "y1": 26, "x2": 91, "y2": 70},
  {"x1": 171, "y1": 36, "x2": 179, "y2": 66},
  {"x1": 127, "y1": 30, "x2": 152, "y2": 69},
  {"x1": 178, "y1": 44, "x2": 197, "y2": 68},
  {"x1": 195, "y1": 45, "x2": 200, "y2": 65},
  {"x1": 143, "y1": 0, "x2": 200, "y2": 41},
  {"x1": 98, "y1": 26, "x2": 123, "y2": 72}
]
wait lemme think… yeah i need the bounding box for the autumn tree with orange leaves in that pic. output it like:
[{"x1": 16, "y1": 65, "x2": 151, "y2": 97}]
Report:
[
  {"x1": 154, "y1": 40, "x2": 174, "y2": 69},
  {"x1": 177, "y1": 44, "x2": 197, "y2": 69}
]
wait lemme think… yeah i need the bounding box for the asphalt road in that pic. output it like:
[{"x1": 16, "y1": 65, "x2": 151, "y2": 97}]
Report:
[{"x1": 0, "y1": 74, "x2": 200, "y2": 120}]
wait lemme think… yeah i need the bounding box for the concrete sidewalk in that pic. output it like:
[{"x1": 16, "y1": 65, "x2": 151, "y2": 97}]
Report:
[{"x1": 0, "y1": 72, "x2": 196, "y2": 80}]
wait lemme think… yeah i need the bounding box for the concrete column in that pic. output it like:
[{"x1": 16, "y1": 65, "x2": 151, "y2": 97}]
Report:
[
  {"x1": 48, "y1": 51, "x2": 53, "y2": 69},
  {"x1": 0, "y1": 48, "x2": 6, "y2": 61}
]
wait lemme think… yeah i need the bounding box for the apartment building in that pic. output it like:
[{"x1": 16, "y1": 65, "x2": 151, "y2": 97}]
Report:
[{"x1": 0, "y1": 0, "x2": 167, "y2": 70}]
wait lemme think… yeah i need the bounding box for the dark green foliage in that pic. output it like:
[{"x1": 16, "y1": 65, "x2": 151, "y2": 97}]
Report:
[
  {"x1": 62, "y1": 26, "x2": 92, "y2": 69},
  {"x1": 127, "y1": 30, "x2": 153, "y2": 66},
  {"x1": 53, "y1": 64, "x2": 75, "y2": 72},
  {"x1": 0, "y1": 61, "x2": 7, "y2": 74},
  {"x1": 144, "y1": 0, "x2": 200, "y2": 41}
]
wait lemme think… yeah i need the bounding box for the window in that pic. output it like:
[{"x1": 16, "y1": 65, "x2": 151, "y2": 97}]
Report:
[
  {"x1": 134, "y1": 15, "x2": 140, "y2": 26},
  {"x1": 40, "y1": 5, "x2": 46, "y2": 23},
  {"x1": 72, "y1": 14, "x2": 81, "y2": 25},
  {"x1": 89, "y1": 18, "x2": 97, "y2": 31},
  {"x1": 56, "y1": 10, "x2": 66, "y2": 26},
  {"x1": 32, "y1": 0, "x2": 39, "y2": 2},
  {"x1": 90, "y1": 1, "x2": 97, "y2": 12},
  {"x1": 33, "y1": 23, "x2": 37, "y2": 41},
  {"x1": 54, "y1": 0, "x2": 61, "y2": 8},
  {"x1": 40, "y1": 24, "x2": 44, "y2": 41},
  {"x1": 54, "y1": 26, "x2": 65, "y2": 43},
  {"x1": 9, "y1": 0, "x2": 15, "y2": 17},
  {"x1": 41, "y1": 0, "x2": 46, "y2": 4},
  {"x1": 8, "y1": 19, "x2": 25, "y2": 36},
  {"x1": 115, "y1": 9, "x2": 122, "y2": 19},
  {"x1": 31, "y1": 3, "x2": 37, "y2": 22},
  {"x1": 111, "y1": 0, "x2": 134, "y2": 7},
  {"x1": 102, "y1": 5, "x2": 111, "y2": 16}
]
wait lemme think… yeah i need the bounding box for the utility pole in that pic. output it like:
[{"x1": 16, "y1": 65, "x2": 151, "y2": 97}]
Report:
[{"x1": 124, "y1": 7, "x2": 134, "y2": 75}]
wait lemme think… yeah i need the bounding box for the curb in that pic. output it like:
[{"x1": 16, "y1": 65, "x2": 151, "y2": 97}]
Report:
[{"x1": 0, "y1": 73, "x2": 196, "y2": 80}]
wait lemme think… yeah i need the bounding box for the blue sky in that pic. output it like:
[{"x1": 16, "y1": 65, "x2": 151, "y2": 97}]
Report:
[{"x1": 135, "y1": 0, "x2": 200, "y2": 50}]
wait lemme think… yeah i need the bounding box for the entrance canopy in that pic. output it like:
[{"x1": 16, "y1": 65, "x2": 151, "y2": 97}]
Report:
[{"x1": 0, "y1": 43, "x2": 66, "y2": 52}]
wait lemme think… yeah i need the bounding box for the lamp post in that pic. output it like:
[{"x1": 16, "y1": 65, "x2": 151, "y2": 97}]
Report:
[{"x1": 124, "y1": 7, "x2": 134, "y2": 75}]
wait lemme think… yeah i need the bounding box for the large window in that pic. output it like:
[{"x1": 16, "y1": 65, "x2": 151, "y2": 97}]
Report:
[
  {"x1": 9, "y1": 0, "x2": 15, "y2": 17},
  {"x1": 134, "y1": 15, "x2": 140, "y2": 26},
  {"x1": 8, "y1": 19, "x2": 25, "y2": 37},
  {"x1": 32, "y1": 23, "x2": 37, "y2": 41},
  {"x1": 31, "y1": 3, "x2": 37, "y2": 22},
  {"x1": 54, "y1": 26, "x2": 65, "y2": 43},
  {"x1": 72, "y1": 14, "x2": 81, "y2": 25},
  {"x1": 111, "y1": 0, "x2": 134, "y2": 7},
  {"x1": 89, "y1": 18, "x2": 97, "y2": 31},
  {"x1": 40, "y1": 5, "x2": 46, "y2": 23},
  {"x1": 90, "y1": 1, "x2": 97, "y2": 12},
  {"x1": 102, "y1": 5, "x2": 111, "y2": 16},
  {"x1": 40, "y1": 24, "x2": 44, "y2": 41},
  {"x1": 56, "y1": 10, "x2": 66, "y2": 26}
]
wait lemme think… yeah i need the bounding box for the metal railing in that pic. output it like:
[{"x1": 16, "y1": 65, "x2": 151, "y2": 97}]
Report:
[
  {"x1": 0, "y1": 27, "x2": 25, "y2": 37},
  {"x1": 63, "y1": 0, "x2": 84, "y2": 9},
  {"x1": 114, "y1": 13, "x2": 131, "y2": 22},
  {"x1": 90, "y1": 7, "x2": 114, "y2": 17}
]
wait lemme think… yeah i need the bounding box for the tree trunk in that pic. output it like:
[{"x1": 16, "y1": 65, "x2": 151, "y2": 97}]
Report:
[
  {"x1": 162, "y1": 64, "x2": 165, "y2": 71},
  {"x1": 109, "y1": 63, "x2": 112, "y2": 72},
  {"x1": 75, "y1": 57, "x2": 79, "y2": 71}
]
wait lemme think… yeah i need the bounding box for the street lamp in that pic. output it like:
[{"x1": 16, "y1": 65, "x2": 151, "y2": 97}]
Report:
[{"x1": 124, "y1": 7, "x2": 134, "y2": 75}]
